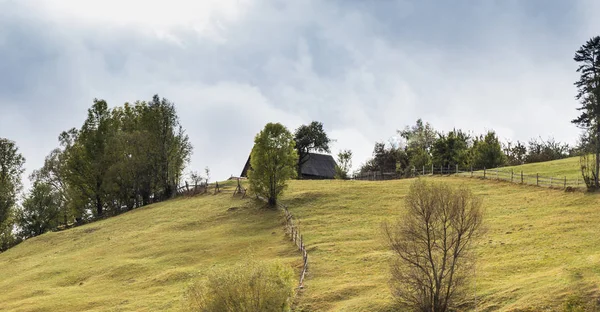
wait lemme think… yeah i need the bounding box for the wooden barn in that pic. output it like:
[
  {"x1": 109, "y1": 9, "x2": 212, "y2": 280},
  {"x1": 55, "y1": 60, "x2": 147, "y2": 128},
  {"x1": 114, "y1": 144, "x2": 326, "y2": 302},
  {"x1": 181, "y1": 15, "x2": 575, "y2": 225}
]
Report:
[{"x1": 240, "y1": 152, "x2": 337, "y2": 179}]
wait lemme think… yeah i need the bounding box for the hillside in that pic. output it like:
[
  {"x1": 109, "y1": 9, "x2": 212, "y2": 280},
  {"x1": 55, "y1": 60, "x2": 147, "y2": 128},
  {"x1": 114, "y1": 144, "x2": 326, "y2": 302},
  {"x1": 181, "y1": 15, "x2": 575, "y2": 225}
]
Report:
[
  {"x1": 281, "y1": 177, "x2": 600, "y2": 311},
  {"x1": 0, "y1": 193, "x2": 299, "y2": 311},
  {"x1": 495, "y1": 156, "x2": 581, "y2": 179},
  {"x1": 2, "y1": 174, "x2": 600, "y2": 311}
]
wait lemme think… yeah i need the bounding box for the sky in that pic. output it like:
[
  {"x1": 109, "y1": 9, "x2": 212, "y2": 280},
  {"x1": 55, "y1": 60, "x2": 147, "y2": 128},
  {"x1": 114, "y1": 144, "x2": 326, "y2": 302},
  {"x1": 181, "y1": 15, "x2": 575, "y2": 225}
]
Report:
[{"x1": 1, "y1": 0, "x2": 599, "y2": 185}]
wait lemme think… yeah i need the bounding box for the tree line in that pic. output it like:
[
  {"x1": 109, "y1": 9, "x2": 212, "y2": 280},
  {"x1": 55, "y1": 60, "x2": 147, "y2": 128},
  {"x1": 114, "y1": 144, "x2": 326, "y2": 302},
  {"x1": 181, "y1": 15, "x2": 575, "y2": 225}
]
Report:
[
  {"x1": 358, "y1": 119, "x2": 577, "y2": 177},
  {"x1": 0, "y1": 95, "x2": 192, "y2": 251}
]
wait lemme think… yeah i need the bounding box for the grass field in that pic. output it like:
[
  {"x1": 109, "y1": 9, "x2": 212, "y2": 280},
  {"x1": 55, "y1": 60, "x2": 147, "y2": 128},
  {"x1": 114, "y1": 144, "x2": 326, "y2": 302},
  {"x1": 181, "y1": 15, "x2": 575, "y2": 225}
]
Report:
[
  {"x1": 0, "y1": 193, "x2": 299, "y2": 311},
  {"x1": 2, "y1": 172, "x2": 600, "y2": 311},
  {"x1": 281, "y1": 177, "x2": 600, "y2": 311},
  {"x1": 496, "y1": 156, "x2": 581, "y2": 179}
]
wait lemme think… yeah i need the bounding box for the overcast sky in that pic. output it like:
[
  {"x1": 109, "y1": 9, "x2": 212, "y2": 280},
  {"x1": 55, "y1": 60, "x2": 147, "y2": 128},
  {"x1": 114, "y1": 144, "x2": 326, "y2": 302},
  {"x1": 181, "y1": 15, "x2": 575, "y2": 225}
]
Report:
[{"x1": 1, "y1": 0, "x2": 598, "y2": 184}]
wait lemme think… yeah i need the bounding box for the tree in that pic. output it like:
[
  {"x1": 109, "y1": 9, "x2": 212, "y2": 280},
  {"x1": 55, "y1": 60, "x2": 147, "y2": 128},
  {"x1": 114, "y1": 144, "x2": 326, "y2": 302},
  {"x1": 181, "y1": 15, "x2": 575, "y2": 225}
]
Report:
[
  {"x1": 504, "y1": 140, "x2": 527, "y2": 166},
  {"x1": 572, "y1": 36, "x2": 600, "y2": 189},
  {"x1": 471, "y1": 131, "x2": 506, "y2": 169},
  {"x1": 294, "y1": 121, "x2": 331, "y2": 178},
  {"x1": 248, "y1": 123, "x2": 298, "y2": 207},
  {"x1": 432, "y1": 129, "x2": 471, "y2": 169},
  {"x1": 334, "y1": 149, "x2": 353, "y2": 179},
  {"x1": 17, "y1": 182, "x2": 61, "y2": 239},
  {"x1": 399, "y1": 119, "x2": 437, "y2": 169},
  {"x1": 383, "y1": 180, "x2": 484, "y2": 312},
  {"x1": 0, "y1": 138, "x2": 25, "y2": 250}
]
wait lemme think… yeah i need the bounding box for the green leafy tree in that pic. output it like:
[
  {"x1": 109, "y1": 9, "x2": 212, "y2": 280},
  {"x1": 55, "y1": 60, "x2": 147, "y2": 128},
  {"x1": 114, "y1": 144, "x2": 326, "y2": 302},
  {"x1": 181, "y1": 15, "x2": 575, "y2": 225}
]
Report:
[
  {"x1": 249, "y1": 123, "x2": 298, "y2": 207},
  {"x1": 334, "y1": 149, "x2": 353, "y2": 179},
  {"x1": 294, "y1": 121, "x2": 331, "y2": 178},
  {"x1": 572, "y1": 36, "x2": 600, "y2": 189},
  {"x1": 0, "y1": 138, "x2": 25, "y2": 250},
  {"x1": 471, "y1": 131, "x2": 506, "y2": 169},
  {"x1": 398, "y1": 119, "x2": 436, "y2": 169},
  {"x1": 432, "y1": 129, "x2": 471, "y2": 169},
  {"x1": 17, "y1": 182, "x2": 61, "y2": 238},
  {"x1": 30, "y1": 148, "x2": 74, "y2": 226}
]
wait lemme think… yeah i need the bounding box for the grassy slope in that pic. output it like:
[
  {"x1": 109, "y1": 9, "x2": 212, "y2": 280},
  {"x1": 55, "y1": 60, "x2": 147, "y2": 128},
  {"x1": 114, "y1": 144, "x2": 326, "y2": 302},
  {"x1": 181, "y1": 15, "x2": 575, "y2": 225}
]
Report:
[
  {"x1": 281, "y1": 177, "x2": 600, "y2": 312},
  {"x1": 0, "y1": 194, "x2": 299, "y2": 312},
  {"x1": 496, "y1": 156, "x2": 581, "y2": 179}
]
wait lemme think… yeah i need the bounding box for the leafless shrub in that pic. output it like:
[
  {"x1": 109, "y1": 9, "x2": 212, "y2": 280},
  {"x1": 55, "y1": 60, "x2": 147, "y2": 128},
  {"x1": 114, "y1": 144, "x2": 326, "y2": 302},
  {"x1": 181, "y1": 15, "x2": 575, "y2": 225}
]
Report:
[{"x1": 383, "y1": 179, "x2": 484, "y2": 312}]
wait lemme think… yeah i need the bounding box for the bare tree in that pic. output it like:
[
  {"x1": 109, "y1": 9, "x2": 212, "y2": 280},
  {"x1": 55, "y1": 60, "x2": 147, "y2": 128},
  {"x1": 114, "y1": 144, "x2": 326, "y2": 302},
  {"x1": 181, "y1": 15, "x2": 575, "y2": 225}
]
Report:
[{"x1": 383, "y1": 180, "x2": 484, "y2": 312}]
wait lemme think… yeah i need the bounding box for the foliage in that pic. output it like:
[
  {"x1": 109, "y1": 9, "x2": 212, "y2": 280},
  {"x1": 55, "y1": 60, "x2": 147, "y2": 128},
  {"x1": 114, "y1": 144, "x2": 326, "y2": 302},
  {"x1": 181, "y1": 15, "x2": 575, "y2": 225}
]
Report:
[
  {"x1": 185, "y1": 260, "x2": 295, "y2": 312},
  {"x1": 294, "y1": 121, "x2": 331, "y2": 177},
  {"x1": 59, "y1": 95, "x2": 192, "y2": 219},
  {"x1": 572, "y1": 36, "x2": 600, "y2": 189},
  {"x1": 398, "y1": 119, "x2": 436, "y2": 169},
  {"x1": 248, "y1": 123, "x2": 298, "y2": 206},
  {"x1": 431, "y1": 129, "x2": 471, "y2": 169},
  {"x1": 383, "y1": 180, "x2": 484, "y2": 312},
  {"x1": 334, "y1": 149, "x2": 353, "y2": 179},
  {"x1": 0, "y1": 138, "x2": 25, "y2": 251},
  {"x1": 525, "y1": 137, "x2": 570, "y2": 164},
  {"x1": 471, "y1": 131, "x2": 506, "y2": 169},
  {"x1": 17, "y1": 182, "x2": 62, "y2": 239},
  {"x1": 504, "y1": 140, "x2": 527, "y2": 166}
]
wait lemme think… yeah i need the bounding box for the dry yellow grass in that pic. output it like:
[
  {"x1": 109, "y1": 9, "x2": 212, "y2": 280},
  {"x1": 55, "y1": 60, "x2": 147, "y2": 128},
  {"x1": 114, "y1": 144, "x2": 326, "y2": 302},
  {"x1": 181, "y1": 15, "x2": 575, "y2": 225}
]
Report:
[
  {"x1": 0, "y1": 194, "x2": 299, "y2": 312},
  {"x1": 281, "y1": 177, "x2": 600, "y2": 311},
  {"x1": 2, "y1": 174, "x2": 600, "y2": 311}
]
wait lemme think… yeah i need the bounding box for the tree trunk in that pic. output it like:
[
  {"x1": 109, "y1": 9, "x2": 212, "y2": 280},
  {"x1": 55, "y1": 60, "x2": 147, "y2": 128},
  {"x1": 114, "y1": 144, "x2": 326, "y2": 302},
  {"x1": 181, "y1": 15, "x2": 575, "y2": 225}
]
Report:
[
  {"x1": 595, "y1": 122, "x2": 600, "y2": 189},
  {"x1": 96, "y1": 195, "x2": 103, "y2": 217}
]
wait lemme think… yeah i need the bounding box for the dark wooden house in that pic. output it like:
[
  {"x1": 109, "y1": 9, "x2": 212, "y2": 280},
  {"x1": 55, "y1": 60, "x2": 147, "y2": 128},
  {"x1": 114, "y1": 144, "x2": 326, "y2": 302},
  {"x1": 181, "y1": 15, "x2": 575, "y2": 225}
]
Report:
[{"x1": 240, "y1": 152, "x2": 337, "y2": 179}]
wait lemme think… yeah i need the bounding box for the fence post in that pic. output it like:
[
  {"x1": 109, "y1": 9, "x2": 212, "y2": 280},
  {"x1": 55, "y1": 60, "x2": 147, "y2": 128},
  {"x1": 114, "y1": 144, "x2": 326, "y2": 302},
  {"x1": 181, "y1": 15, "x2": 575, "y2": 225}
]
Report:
[
  {"x1": 564, "y1": 176, "x2": 567, "y2": 189},
  {"x1": 423, "y1": 166, "x2": 425, "y2": 176},
  {"x1": 431, "y1": 164, "x2": 434, "y2": 175},
  {"x1": 471, "y1": 166, "x2": 473, "y2": 177},
  {"x1": 483, "y1": 167, "x2": 486, "y2": 179},
  {"x1": 521, "y1": 171, "x2": 524, "y2": 184},
  {"x1": 456, "y1": 164, "x2": 458, "y2": 174},
  {"x1": 536, "y1": 173, "x2": 539, "y2": 186},
  {"x1": 511, "y1": 170, "x2": 514, "y2": 183},
  {"x1": 440, "y1": 165, "x2": 443, "y2": 175}
]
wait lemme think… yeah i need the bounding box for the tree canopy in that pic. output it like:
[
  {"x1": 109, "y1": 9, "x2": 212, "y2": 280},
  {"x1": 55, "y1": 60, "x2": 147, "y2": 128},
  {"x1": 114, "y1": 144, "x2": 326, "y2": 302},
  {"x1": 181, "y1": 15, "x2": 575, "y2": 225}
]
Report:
[{"x1": 249, "y1": 123, "x2": 298, "y2": 207}]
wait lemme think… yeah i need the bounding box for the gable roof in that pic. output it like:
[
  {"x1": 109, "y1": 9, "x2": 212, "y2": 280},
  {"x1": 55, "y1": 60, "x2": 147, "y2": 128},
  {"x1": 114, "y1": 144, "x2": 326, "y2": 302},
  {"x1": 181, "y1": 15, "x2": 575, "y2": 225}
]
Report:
[
  {"x1": 240, "y1": 152, "x2": 337, "y2": 179},
  {"x1": 300, "y1": 153, "x2": 336, "y2": 178}
]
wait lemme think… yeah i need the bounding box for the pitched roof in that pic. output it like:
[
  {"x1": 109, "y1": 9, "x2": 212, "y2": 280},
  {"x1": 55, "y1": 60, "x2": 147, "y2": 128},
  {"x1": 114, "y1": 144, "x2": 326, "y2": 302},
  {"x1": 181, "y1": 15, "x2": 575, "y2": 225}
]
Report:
[
  {"x1": 240, "y1": 152, "x2": 337, "y2": 179},
  {"x1": 300, "y1": 153, "x2": 336, "y2": 178}
]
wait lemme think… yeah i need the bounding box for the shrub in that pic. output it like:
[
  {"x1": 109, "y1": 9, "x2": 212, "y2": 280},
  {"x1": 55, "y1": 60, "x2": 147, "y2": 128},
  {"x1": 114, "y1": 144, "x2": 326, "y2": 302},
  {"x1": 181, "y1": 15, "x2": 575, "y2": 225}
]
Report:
[{"x1": 185, "y1": 260, "x2": 295, "y2": 312}]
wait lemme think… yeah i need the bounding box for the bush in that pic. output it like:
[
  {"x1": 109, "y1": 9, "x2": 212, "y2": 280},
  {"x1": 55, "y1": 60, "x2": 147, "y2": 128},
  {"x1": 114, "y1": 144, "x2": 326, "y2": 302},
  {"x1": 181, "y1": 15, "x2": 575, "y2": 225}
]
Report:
[{"x1": 185, "y1": 260, "x2": 295, "y2": 312}]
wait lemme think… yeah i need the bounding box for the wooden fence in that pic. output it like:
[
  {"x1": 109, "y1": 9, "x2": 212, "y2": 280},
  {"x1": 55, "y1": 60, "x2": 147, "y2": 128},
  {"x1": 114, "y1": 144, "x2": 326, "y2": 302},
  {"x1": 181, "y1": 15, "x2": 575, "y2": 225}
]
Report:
[
  {"x1": 177, "y1": 181, "x2": 308, "y2": 288},
  {"x1": 255, "y1": 195, "x2": 309, "y2": 289},
  {"x1": 354, "y1": 164, "x2": 586, "y2": 190}
]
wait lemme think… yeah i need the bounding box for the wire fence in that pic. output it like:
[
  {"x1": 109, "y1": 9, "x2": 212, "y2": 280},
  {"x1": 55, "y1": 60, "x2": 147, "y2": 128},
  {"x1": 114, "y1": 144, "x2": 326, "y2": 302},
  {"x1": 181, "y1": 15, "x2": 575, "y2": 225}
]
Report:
[{"x1": 354, "y1": 164, "x2": 586, "y2": 190}]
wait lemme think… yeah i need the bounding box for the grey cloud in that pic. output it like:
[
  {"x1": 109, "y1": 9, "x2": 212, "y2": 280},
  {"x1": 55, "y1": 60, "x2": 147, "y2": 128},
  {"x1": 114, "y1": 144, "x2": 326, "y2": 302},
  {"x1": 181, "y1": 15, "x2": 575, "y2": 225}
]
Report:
[{"x1": 0, "y1": 0, "x2": 596, "y2": 185}]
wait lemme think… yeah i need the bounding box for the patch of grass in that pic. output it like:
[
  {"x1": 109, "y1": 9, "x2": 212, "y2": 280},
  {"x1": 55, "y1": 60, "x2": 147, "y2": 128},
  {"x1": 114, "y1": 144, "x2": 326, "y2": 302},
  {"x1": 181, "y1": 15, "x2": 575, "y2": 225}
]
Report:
[
  {"x1": 279, "y1": 177, "x2": 600, "y2": 311},
  {"x1": 498, "y1": 157, "x2": 582, "y2": 179},
  {"x1": 0, "y1": 194, "x2": 298, "y2": 311}
]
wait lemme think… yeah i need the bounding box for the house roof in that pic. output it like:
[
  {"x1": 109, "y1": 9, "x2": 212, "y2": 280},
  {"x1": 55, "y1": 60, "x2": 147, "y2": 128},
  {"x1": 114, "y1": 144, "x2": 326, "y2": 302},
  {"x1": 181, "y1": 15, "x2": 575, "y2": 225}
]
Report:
[
  {"x1": 300, "y1": 153, "x2": 336, "y2": 178},
  {"x1": 240, "y1": 152, "x2": 337, "y2": 179}
]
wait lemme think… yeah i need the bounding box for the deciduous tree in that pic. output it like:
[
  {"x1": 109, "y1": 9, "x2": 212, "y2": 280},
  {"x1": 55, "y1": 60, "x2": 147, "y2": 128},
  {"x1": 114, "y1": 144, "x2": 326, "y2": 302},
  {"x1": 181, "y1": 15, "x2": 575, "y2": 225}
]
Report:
[
  {"x1": 294, "y1": 121, "x2": 331, "y2": 178},
  {"x1": 383, "y1": 180, "x2": 484, "y2": 312},
  {"x1": 249, "y1": 123, "x2": 298, "y2": 207}
]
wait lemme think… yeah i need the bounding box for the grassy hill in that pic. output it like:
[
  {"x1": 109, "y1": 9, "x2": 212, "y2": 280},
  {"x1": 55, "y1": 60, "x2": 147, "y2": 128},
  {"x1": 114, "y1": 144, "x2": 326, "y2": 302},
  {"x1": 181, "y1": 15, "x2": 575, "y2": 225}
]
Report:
[
  {"x1": 0, "y1": 193, "x2": 299, "y2": 311},
  {"x1": 281, "y1": 177, "x2": 600, "y2": 311},
  {"x1": 494, "y1": 156, "x2": 581, "y2": 179},
  {"x1": 2, "y1": 173, "x2": 600, "y2": 311}
]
